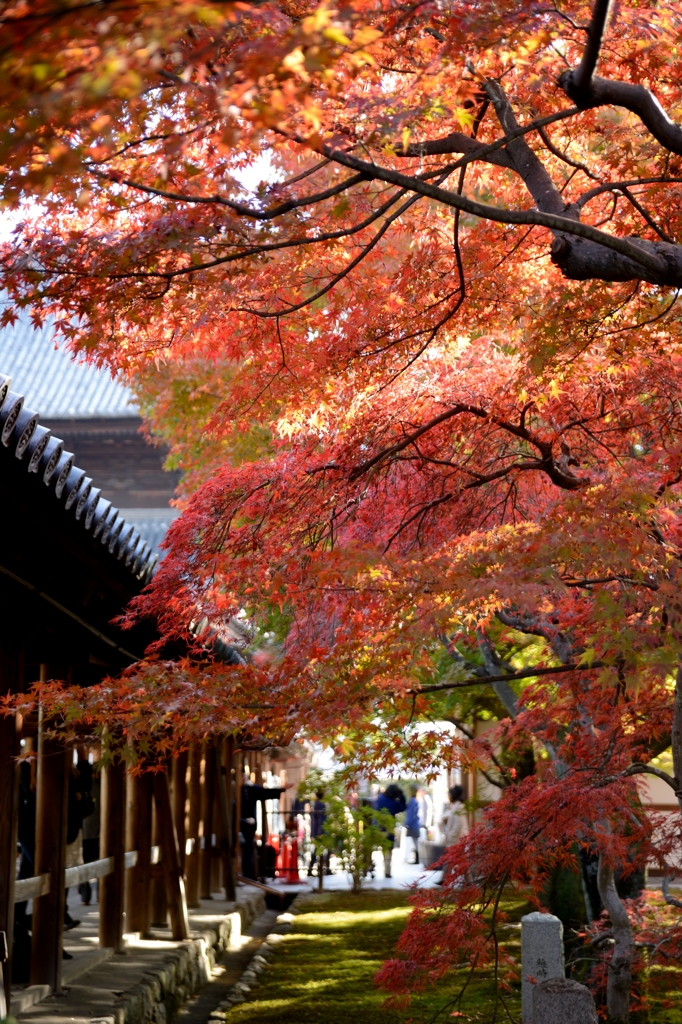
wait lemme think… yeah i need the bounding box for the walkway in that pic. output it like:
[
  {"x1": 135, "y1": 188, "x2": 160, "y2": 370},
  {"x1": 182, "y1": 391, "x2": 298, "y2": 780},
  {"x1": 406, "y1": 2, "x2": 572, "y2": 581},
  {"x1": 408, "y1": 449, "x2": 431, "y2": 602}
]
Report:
[
  {"x1": 12, "y1": 884, "x2": 266, "y2": 1022},
  {"x1": 251, "y1": 846, "x2": 441, "y2": 896},
  {"x1": 11, "y1": 849, "x2": 439, "y2": 1024}
]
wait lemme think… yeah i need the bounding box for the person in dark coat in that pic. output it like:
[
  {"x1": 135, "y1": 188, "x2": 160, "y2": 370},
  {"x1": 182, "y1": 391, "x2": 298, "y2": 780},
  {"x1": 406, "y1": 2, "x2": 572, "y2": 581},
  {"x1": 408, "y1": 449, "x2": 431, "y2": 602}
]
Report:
[
  {"x1": 307, "y1": 790, "x2": 329, "y2": 877},
  {"x1": 404, "y1": 784, "x2": 422, "y2": 865},
  {"x1": 240, "y1": 776, "x2": 287, "y2": 879},
  {"x1": 78, "y1": 758, "x2": 100, "y2": 905},
  {"x1": 374, "y1": 783, "x2": 406, "y2": 878},
  {"x1": 13, "y1": 759, "x2": 36, "y2": 982}
]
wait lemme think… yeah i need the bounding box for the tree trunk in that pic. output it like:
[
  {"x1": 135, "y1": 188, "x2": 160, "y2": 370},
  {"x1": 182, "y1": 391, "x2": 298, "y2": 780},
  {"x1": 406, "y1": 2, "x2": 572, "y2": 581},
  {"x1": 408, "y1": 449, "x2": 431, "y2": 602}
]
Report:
[
  {"x1": 672, "y1": 668, "x2": 682, "y2": 817},
  {"x1": 597, "y1": 856, "x2": 634, "y2": 1023}
]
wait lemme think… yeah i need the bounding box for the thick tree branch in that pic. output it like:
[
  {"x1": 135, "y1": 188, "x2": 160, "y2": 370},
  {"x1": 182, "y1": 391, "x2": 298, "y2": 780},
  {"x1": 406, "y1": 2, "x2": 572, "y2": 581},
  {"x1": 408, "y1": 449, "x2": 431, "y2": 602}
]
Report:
[
  {"x1": 560, "y1": 73, "x2": 682, "y2": 156},
  {"x1": 484, "y1": 80, "x2": 565, "y2": 217},
  {"x1": 662, "y1": 875, "x2": 682, "y2": 909},
  {"x1": 597, "y1": 853, "x2": 634, "y2": 1024},
  {"x1": 569, "y1": 0, "x2": 612, "y2": 101},
  {"x1": 561, "y1": 69, "x2": 682, "y2": 155},
  {"x1": 495, "y1": 610, "x2": 578, "y2": 665},
  {"x1": 296, "y1": 137, "x2": 675, "y2": 281},
  {"x1": 399, "y1": 132, "x2": 513, "y2": 168},
  {"x1": 350, "y1": 400, "x2": 588, "y2": 490},
  {"x1": 476, "y1": 631, "x2": 519, "y2": 718},
  {"x1": 673, "y1": 667, "x2": 682, "y2": 815},
  {"x1": 616, "y1": 762, "x2": 679, "y2": 789}
]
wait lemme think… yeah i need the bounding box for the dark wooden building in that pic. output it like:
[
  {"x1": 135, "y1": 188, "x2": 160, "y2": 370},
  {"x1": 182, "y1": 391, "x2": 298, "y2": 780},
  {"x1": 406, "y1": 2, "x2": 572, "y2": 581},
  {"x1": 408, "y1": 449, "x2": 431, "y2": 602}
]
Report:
[
  {"x1": 0, "y1": 370, "x2": 171, "y2": 1005},
  {"x1": 0, "y1": 310, "x2": 180, "y2": 552}
]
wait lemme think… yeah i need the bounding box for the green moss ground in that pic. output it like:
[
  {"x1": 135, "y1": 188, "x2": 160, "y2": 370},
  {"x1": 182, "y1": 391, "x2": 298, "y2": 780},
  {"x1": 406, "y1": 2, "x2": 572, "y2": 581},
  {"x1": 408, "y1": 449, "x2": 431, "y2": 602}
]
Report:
[
  {"x1": 223, "y1": 890, "x2": 524, "y2": 1024},
  {"x1": 219, "y1": 890, "x2": 680, "y2": 1023}
]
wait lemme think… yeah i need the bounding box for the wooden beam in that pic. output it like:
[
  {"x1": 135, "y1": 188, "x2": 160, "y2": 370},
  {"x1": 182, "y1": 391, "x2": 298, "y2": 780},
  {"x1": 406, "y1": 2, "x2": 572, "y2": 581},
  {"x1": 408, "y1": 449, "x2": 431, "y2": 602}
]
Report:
[
  {"x1": 200, "y1": 744, "x2": 215, "y2": 900},
  {"x1": 30, "y1": 698, "x2": 70, "y2": 990},
  {"x1": 152, "y1": 770, "x2": 189, "y2": 940},
  {"x1": 125, "y1": 771, "x2": 153, "y2": 936},
  {"x1": 185, "y1": 744, "x2": 201, "y2": 908},
  {"x1": 0, "y1": 637, "x2": 23, "y2": 1008},
  {"x1": 99, "y1": 757, "x2": 126, "y2": 952}
]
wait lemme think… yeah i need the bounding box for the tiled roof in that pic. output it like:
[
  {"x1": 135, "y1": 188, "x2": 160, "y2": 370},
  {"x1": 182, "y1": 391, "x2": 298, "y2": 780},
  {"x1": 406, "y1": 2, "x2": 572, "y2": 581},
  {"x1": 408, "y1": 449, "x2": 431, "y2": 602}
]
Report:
[
  {"x1": 0, "y1": 305, "x2": 137, "y2": 419},
  {"x1": 0, "y1": 373, "x2": 158, "y2": 581},
  {"x1": 121, "y1": 508, "x2": 180, "y2": 560}
]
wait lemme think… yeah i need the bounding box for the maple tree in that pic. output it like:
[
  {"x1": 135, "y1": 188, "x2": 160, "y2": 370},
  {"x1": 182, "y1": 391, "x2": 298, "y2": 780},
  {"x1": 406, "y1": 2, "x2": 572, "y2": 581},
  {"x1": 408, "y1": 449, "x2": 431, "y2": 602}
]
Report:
[{"x1": 3, "y1": 0, "x2": 682, "y2": 1018}]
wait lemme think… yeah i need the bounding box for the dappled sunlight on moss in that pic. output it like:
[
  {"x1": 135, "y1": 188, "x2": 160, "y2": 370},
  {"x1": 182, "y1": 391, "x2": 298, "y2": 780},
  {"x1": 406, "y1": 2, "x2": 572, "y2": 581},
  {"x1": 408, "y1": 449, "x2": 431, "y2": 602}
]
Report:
[{"x1": 220, "y1": 890, "x2": 682, "y2": 1023}]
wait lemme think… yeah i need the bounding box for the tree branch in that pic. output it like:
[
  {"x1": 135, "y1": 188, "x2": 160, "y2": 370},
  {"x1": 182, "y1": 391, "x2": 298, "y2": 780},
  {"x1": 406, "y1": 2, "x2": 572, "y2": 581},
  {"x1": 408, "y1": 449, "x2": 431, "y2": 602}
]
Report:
[
  {"x1": 569, "y1": 0, "x2": 612, "y2": 101},
  {"x1": 414, "y1": 661, "x2": 602, "y2": 694},
  {"x1": 536, "y1": 123, "x2": 599, "y2": 181},
  {"x1": 560, "y1": 74, "x2": 682, "y2": 156},
  {"x1": 484, "y1": 80, "x2": 565, "y2": 216},
  {"x1": 617, "y1": 762, "x2": 679, "y2": 789},
  {"x1": 495, "y1": 610, "x2": 578, "y2": 664},
  {"x1": 90, "y1": 168, "x2": 368, "y2": 219},
  {"x1": 348, "y1": 404, "x2": 486, "y2": 480},
  {"x1": 397, "y1": 106, "x2": 579, "y2": 168},
  {"x1": 297, "y1": 136, "x2": 674, "y2": 281},
  {"x1": 662, "y1": 875, "x2": 682, "y2": 910}
]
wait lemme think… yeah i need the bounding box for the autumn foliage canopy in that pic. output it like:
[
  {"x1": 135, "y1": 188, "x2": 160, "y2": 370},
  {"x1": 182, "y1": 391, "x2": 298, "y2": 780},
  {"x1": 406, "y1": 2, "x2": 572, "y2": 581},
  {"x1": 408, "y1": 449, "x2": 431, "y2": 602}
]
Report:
[{"x1": 2, "y1": 0, "x2": 682, "y2": 1015}]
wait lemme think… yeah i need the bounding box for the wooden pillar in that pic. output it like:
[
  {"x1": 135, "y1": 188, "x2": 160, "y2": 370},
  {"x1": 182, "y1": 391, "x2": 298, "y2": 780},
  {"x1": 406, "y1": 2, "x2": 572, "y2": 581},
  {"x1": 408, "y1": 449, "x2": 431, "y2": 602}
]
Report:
[
  {"x1": 200, "y1": 744, "x2": 215, "y2": 900},
  {"x1": 211, "y1": 776, "x2": 222, "y2": 895},
  {"x1": 233, "y1": 748, "x2": 242, "y2": 879},
  {"x1": 172, "y1": 750, "x2": 188, "y2": 873},
  {"x1": 0, "y1": 637, "x2": 23, "y2": 1007},
  {"x1": 125, "y1": 772, "x2": 153, "y2": 936},
  {"x1": 99, "y1": 758, "x2": 126, "y2": 952},
  {"x1": 150, "y1": 797, "x2": 167, "y2": 927},
  {"x1": 152, "y1": 770, "x2": 189, "y2": 940},
  {"x1": 185, "y1": 744, "x2": 201, "y2": 908},
  {"x1": 215, "y1": 738, "x2": 236, "y2": 902},
  {"x1": 261, "y1": 755, "x2": 270, "y2": 845},
  {"x1": 30, "y1": 705, "x2": 70, "y2": 990}
]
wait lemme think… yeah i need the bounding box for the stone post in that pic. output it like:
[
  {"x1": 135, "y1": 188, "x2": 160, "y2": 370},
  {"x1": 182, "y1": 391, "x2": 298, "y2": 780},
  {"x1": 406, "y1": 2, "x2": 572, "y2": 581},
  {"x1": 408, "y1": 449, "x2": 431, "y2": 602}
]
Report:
[
  {"x1": 532, "y1": 977, "x2": 598, "y2": 1024},
  {"x1": 521, "y1": 912, "x2": 564, "y2": 1023}
]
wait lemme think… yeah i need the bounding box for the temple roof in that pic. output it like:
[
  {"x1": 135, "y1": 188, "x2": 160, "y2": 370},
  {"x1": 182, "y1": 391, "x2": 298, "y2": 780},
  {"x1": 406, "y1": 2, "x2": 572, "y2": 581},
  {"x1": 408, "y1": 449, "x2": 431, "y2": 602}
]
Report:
[
  {"x1": 0, "y1": 372, "x2": 158, "y2": 585},
  {"x1": 0, "y1": 307, "x2": 137, "y2": 419}
]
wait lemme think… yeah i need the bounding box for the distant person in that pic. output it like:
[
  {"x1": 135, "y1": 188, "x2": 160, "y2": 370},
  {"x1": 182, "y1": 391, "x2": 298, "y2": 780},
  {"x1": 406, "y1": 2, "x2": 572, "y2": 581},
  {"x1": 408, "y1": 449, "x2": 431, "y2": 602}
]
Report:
[
  {"x1": 307, "y1": 790, "x2": 329, "y2": 876},
  {"x1": 438, "y1": 785, "x2": 465, "y2": 886},
  {"x1": 374, "y1": 783, "x2": 406, "y2": 878},
  {"x1": 440, "y1": 785, "x2": 465, "y2": 846},
  {"x1": 78, "y1": 757, "x2": 100, "y2": 905},
  {"x1": 438, "y1": 786, "x2": 464, "y2": 843},
  {"x1": 240, "y1": 773, "x2": 290, "y2": 879},
  {"x1": 404, "y1": 785, "x2": 422, "y2": 865},
  {"x1": 13, "y1": 758, "x2": 36, "y2": 982},
  {"x1": 418, "y1": 787, "x2": 433, "y2": 830},
  {"x1": 64, "y1": 759, "x2": 94, "y2": 930}
]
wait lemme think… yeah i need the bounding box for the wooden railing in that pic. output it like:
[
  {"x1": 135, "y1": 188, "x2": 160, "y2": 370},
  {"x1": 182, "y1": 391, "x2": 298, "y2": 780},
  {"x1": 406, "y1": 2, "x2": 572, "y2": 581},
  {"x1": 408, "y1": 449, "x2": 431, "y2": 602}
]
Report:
[{"x1": 13, "y1": 847, "x2": 160, "y2": 903}]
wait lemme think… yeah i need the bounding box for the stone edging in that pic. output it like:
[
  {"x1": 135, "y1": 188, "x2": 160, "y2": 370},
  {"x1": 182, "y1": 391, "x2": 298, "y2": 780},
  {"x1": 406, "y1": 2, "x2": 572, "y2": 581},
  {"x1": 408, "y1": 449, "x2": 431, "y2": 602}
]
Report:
[
  {"x1": 113, "y1": 889, "x2": 266, "y2": 1024},
  {"x1": 208, "y1": 897, "x2": 304, "y2": 1018}
]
